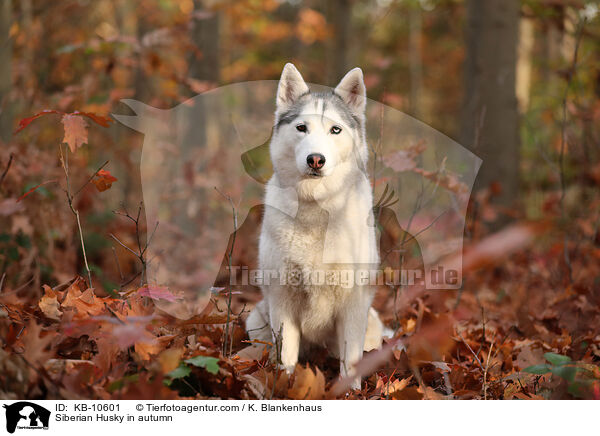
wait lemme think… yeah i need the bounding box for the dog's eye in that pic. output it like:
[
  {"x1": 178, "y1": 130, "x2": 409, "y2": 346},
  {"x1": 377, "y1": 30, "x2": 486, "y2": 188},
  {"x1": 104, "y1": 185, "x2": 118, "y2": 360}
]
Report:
[
  {"x1": 296, "y1": 124, "x2": 307, "y2": 133},
  {"x1": 330, "y1": 125, "x2": 342, "y2": 135}
]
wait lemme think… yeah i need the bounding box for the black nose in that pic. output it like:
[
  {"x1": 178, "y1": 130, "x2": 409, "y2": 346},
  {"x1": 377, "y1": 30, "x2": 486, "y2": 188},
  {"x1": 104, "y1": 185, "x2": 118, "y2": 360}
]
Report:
[{"x1": 307, "y1": 153, "x2": 325, "y2": 170}]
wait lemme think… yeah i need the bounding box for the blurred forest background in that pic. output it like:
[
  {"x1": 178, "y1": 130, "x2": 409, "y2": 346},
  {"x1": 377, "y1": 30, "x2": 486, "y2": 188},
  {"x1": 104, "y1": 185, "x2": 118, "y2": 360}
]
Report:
[{"x1": 1, "y1": 0, "x2": 600, "y2": 400}]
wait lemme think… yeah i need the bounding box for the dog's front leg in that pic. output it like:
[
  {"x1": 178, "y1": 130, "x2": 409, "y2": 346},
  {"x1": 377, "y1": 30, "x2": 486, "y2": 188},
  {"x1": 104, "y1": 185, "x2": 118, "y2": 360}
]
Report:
[
  {"x1": 270, "y1": 307, "x2": 300, "y2": 374},
  {"x1": 337, "y1": 300, "x2": 369, "y2": 390}
]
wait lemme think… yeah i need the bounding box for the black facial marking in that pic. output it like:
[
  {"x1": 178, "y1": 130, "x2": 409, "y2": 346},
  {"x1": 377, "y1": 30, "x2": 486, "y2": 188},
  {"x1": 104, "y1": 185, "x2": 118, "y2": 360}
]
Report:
[{"x1": 275, "y1": 90, "x2": 362, "y2": 131}]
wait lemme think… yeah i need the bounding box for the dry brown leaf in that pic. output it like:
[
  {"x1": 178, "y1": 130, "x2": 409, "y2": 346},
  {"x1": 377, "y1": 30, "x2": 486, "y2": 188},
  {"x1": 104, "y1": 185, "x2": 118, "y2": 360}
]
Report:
[
  {"x1": 377, "y1": 377, "x2": 410, "y2": 396},
  {"x1": 61, "y1": 282, "x2": 104, "y2": 319},
  {"x1": 288, "y1": 365, "x2": 326, "y2": 400},
  {"x1": 135, "y1": 335, "x2": 175, "y2": 361},
  {"x1": 21, "y1": 321, "x2": 57, "y2": 365},
  {"x1": 158, "y1": 347, "x2": 184, "y2": 374},
  {"x1": 39, "y1": 285, "x2": 63, "y2": 321}
]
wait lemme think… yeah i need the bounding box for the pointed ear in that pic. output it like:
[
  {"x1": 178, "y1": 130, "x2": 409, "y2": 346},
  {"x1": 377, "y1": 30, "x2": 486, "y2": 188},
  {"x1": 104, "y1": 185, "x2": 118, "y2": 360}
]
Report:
[
  {"x1": 334, "y1": 67, "x2": 366, "y2": 117},
  {"x1": 111, "y1": 99, "x2": 164, "y2": 132},
  {"x1": 276, "y1": 63, "x2": 309, "y2": 111}
]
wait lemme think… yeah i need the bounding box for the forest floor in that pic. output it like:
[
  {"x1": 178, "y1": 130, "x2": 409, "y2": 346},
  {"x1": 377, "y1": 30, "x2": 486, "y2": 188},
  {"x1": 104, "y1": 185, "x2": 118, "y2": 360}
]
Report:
[{"x1": 2, "y1": 199, "x2": 600, "y2": 400}]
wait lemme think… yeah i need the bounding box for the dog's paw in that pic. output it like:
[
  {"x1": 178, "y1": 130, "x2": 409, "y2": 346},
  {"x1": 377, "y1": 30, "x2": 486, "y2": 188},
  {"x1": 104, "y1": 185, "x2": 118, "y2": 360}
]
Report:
[
  {"x1": 276, "y1": 362, "x2": 296, "y2": 375},
  {"x1": 349, "y1": 378, "x2": 361, "y2": 391}
]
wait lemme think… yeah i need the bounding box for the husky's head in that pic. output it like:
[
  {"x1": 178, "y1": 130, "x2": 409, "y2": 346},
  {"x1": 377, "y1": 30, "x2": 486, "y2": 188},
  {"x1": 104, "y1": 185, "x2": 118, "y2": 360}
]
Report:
[{"x1": 269, "y1": 63, "x2": 368, "y2": 196}]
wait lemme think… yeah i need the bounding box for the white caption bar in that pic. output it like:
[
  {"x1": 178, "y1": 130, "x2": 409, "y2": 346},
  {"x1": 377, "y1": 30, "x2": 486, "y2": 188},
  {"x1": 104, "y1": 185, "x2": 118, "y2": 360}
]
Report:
[{"x1": 0, "y1": 400, "x2": 594, "y2": 435}]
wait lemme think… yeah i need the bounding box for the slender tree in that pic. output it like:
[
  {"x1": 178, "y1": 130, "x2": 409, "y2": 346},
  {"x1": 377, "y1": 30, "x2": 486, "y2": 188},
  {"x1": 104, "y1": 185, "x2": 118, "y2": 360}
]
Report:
[
  {"x1": 461, "y1": 0, "x2": 520, "y2": 209},
  {"x1": 0, "y1": 0, "x2": 12, "y2": 143}
]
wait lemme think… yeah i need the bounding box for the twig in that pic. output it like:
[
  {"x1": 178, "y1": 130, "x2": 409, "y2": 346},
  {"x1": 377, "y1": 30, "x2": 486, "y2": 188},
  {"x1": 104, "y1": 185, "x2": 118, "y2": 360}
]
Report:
[
  {"x1": 112, "y1": 202, "x2": 157, "y2": 287},
  {"x1": 0, "y1": 276, "x2": 35, "y2": 297},
  {"x1": 214, "y1": 186, "x2": 238, "y2": 357},
  {"x1": 59, "y1": 143, "x2": 93, "y2": 288},
  {"x1": 0, "y1": 153, "x2": 14, "y2": 188},
  {"x1": 120, "y1": 271, "x2": 142, "y2": 288},
  {"x1": 458, "y1": 331, "x2": 484, "y2": 372},
  {"x1": 75, "y1": 210, "x2": 93, "y2": 288},
  {"x1": 73, "y1": 160, "x2": 109, "y2": 197},
  {"x1": 112, "y1": 246, "x2": 124, "y2": 282},
  {"x1": 110, "y1": 233, "x2": 139, "y2": 257},
  {"x1": 483, "y1": 342, "x2": 494, "y2": 400}
]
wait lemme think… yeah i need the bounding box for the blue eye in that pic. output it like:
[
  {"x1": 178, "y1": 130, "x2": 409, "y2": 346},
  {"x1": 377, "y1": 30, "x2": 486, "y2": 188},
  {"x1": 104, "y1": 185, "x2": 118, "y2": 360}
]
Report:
[
  {"x1": 330, "y1": 125, "x2": 342, "y2": 134},
  {"x1": 296, "y1": 124, "x2": 307, "y2": 132}
]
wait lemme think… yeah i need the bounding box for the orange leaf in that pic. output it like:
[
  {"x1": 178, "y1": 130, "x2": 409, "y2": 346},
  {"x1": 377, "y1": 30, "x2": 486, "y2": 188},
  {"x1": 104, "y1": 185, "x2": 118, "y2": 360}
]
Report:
[
  {"x1": 61, "y1": 114, "x2": 88, "y2": 153},
  {"x1": 288, "y1": 365, "x2": 326, "y2": 400},
  {"x1": 92, "y1": 169, "x2": 117, "y2": 192},
  {"x1": 135, "y1": 335, "x2": 174, "y2": 361},
  {"x1": 158, "y1": 347, "x2": 184, "y2": 374},
  {"x1": 61, "y1": 281, "x2": 104, "y2": 319}
]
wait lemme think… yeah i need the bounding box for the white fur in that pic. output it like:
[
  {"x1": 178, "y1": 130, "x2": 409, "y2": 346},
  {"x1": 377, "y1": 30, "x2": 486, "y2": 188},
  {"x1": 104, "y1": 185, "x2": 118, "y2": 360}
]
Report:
[{"x1": 246, "y1": 63, "x2": 384, "y2": 390}]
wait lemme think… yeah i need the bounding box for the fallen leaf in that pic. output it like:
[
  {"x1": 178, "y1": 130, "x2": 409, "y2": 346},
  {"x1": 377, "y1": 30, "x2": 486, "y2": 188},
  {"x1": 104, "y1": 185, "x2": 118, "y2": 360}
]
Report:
[
  {"x1": 112, "y1": 322, "x2": 154, "y2": 349},
  {"x1": 39, "y1": 285, "x2": 63, "y2": 321},
  {"x1": 185, "y1": 355, "x2": 220, "y2": 374},
  {"x1": 288, "y1": 365, "x2": 326, "y2": 400},
  {"x1": 158, "y1": 347, "x2": 184, "y2": 374}
]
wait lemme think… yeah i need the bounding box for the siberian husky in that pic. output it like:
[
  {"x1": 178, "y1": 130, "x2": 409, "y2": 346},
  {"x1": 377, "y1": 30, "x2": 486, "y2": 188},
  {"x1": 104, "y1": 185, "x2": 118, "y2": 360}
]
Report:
[{"x1": 246, "y1": 63, "x2": 386, "y2": 389}]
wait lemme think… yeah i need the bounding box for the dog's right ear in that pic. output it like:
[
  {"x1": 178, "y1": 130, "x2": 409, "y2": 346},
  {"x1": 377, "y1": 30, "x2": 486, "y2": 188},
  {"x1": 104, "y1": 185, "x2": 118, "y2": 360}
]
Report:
[{"x1": 276, "y1": 63, "x2": 309, "y2": 111}]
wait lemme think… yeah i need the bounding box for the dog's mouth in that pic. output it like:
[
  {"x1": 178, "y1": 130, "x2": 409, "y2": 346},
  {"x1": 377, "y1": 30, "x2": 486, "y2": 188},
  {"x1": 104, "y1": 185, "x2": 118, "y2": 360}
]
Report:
[{"x1": 305, "y1": 169, "x2": 323, "y2": 178}]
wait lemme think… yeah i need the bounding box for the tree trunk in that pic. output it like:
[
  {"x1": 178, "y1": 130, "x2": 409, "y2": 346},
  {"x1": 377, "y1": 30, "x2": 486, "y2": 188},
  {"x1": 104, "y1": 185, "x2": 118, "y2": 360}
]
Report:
[
  {"x1": 460, "y1": 0, "x2": 520, "y2": 209},
  {"x1": 189, "y1": 0, "x2": 220, "y2": 84},
  {"x1": 0, "y1": 0, "x2": 12, "y2": 143},
  {"x1": 327, "y1": 0, "x2": 352, "y2": 83},
  {"x1": 408, "y1": 3, "x2": 422, "y2": 119}
]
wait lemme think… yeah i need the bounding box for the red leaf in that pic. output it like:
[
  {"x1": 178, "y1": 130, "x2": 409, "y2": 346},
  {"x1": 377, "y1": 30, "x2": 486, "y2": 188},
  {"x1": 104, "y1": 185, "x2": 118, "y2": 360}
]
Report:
[
  {"x1": 17, "y1": 180, "x2": 57, "y2": 202},
  {"x1": 74, "y1": 111, "x2": 114, "y2": 128},
  {"x1": 15, "y1": 109, "x2": 112, "y2": 135},
  {"x1": 92, "y1": 169, "x2": 118, "y2": 192},
  {"x1": 14, "y1": 110, "x2": 61, "y2": 134}
]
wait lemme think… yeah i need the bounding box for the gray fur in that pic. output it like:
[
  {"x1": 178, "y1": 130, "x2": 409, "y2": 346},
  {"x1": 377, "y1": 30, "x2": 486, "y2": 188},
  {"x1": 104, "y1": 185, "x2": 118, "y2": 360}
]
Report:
[{"x1": 275, "y1": 90, "x2": 361, "y2": 131}]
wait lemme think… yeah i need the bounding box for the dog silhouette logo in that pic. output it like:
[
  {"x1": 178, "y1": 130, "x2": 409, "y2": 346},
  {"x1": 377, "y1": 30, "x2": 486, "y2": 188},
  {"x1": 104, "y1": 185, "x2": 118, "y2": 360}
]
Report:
[
  {"x1": 112, "y1": 80, "x2": 481, "y2": 318},
  {"x1": 3, "y1": 402, "x2": 50, "y2": 433}
]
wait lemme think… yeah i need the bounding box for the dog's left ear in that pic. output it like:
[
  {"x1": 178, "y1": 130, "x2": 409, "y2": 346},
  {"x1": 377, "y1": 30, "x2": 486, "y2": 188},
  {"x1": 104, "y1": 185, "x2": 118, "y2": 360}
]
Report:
[
  {"x1": 277, "y1": 63, "x2": 309, "y2": 111},
  {"x1": 334, "y1": 68, "x2": 367, "y2": 117}
]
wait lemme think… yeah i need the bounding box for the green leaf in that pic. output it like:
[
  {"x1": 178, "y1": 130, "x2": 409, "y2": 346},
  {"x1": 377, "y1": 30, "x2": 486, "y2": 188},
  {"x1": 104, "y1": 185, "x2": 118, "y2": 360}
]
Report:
[
  {"x1": 167, "y1": 365, "x2": 192, "y2": 380},
  {"x1": 544, "y1": 352, "x2": 571, "y2": 366},
  {"x1": 522, "y1": 364, "x2": 551, "y2": 375},
  {"x1": 551, "y1": 365, "x2": 578, "y2": 383},
  {"x1": 185, "y1": 355, "x2": 220, "y2": 375}
]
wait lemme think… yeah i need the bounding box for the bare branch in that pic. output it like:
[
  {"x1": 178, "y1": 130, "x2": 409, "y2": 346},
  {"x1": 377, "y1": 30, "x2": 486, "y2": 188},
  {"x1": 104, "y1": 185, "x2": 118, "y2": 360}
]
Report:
[{"x1": 0, "y1": 153, "x2": 14, "y2": 188}]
